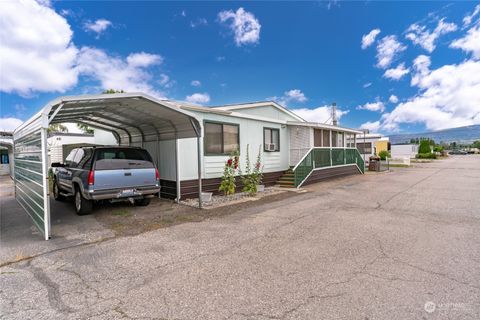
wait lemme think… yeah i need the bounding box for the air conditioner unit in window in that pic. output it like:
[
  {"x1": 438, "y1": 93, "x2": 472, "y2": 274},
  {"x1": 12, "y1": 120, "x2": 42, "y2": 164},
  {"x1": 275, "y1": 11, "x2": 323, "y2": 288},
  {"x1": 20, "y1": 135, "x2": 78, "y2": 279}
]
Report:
[{"x1": 266, "y1": 143, "x2": 276, "y2": 151}]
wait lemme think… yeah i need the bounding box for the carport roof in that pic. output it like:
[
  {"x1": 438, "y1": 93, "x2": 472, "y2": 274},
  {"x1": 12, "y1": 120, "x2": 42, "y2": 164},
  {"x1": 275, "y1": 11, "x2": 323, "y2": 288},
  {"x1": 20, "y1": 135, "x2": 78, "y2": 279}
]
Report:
[{"x1": 14, "y1": 93, "x2": 201, "y2": 144}]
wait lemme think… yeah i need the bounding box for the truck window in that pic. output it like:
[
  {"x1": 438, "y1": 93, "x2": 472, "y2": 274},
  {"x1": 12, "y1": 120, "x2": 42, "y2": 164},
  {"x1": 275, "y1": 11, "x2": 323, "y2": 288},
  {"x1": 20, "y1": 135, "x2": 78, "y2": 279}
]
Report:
[
  {"x1": 77, "y1": 148, "x2": 93, "y2": 169},
  {"x1": 94, "y1": 148, "x2": 154, "y2": 170},
  {"x1": 72, "y1": 149, "x2": 84, "y2": 167},
  {"x1": 65, "y1": 149, "x2": 78, "y2": 167}
]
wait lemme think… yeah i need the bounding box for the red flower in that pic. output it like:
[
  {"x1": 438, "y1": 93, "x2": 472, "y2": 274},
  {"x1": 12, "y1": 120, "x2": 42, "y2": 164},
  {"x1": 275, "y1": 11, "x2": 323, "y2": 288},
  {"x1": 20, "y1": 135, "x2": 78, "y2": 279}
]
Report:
[
  {"x1": 227, "y1": 159, "x2": 233, "y2": 167},
  {"x1": 234, "y1": 157, "x2": 239, "y2": 169},
  {"x1": 255, "y1": 163, "x2": 261, "y2": 169}
]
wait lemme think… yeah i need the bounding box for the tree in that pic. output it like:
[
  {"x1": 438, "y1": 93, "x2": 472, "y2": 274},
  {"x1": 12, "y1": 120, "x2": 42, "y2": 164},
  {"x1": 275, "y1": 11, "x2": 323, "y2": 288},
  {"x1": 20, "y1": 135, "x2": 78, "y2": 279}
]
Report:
[
  {"x1": 473, "y1": 140, "x2": 480, "y2": 149},
  {"x1": 48, "y1": 123, "x2": 68, "y2": 134},
  {"x1": 378, "y1": 150, "x2": 390, "y2": 160},
  {"x1": 76, "y1": 123, "x2": 94, "y2": 134},
  {"x1": 103, "y1": 89, "x2": 125, "y2": 94},
  {"x1": 418, "y1": 140, "x2": 432, "y2": 154}
]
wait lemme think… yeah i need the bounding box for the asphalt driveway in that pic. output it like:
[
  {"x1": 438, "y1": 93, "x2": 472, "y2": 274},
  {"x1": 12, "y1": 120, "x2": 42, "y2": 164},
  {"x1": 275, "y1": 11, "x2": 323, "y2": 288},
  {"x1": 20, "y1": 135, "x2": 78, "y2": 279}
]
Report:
[{"x1": 1, "y1": 156, "x2": 479, "y2": 319}]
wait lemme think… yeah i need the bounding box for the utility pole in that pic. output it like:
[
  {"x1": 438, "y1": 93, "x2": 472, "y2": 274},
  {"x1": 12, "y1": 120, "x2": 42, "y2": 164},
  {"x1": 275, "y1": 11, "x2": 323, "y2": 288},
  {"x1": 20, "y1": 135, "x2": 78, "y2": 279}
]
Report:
[{"x1": 332, "y1": 102, "x2": 338, "y2": 126}]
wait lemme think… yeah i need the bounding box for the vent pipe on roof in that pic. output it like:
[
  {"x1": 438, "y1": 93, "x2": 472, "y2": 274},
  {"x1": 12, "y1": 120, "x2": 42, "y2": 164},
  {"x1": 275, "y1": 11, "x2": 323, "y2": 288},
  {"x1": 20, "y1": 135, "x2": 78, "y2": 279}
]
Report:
[{"x1": 332, "y1": 102, "x2": 338, "y2": 126}]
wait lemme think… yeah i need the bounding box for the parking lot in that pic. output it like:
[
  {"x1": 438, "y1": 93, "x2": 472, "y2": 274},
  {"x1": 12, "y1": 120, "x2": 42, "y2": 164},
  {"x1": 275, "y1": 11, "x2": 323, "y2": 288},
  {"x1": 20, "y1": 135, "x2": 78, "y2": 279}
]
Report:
[{"x1": 1, "y1": 156, "x2": 479, "y2": 319}]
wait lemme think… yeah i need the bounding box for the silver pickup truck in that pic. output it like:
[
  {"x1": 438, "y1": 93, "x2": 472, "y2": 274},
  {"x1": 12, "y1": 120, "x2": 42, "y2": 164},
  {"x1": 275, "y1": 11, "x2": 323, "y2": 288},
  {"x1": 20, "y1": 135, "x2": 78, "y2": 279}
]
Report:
[{"x1": 51, "y1": 146, "x2": 160, "y2": 215}]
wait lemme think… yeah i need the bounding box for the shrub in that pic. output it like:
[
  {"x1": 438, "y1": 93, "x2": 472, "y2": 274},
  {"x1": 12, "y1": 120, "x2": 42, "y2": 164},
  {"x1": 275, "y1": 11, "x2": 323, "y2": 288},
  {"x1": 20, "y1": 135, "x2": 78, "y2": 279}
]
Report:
[
  {"x1": 378, "y1": 150, "x2": 390, "y2": 160},
  {"x1": 418, "y1": 140, "x2": 432, "y2": 154},
  {"x1": 219, "y1": 151, "x2": 239, "y2": 196},
  {"x1": 240, "y1": 145, "x2": 263, "y2": 196},
  {"x1": 416, "y1": 153, "x2": 436, "y2": 159}
]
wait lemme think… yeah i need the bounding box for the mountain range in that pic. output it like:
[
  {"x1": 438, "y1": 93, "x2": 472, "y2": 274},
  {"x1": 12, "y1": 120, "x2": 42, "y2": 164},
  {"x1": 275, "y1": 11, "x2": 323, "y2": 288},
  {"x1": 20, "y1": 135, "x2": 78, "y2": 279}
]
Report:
[{"x1": 388, "y1": 125, "x2": 480, "y2": 145}]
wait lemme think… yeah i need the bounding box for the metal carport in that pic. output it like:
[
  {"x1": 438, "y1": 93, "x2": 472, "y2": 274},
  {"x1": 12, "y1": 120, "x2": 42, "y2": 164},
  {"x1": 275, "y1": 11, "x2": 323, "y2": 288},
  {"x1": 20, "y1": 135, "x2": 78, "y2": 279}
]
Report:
[{"x1": 13, "y1": 93, "x2": 203, "y2": 240}]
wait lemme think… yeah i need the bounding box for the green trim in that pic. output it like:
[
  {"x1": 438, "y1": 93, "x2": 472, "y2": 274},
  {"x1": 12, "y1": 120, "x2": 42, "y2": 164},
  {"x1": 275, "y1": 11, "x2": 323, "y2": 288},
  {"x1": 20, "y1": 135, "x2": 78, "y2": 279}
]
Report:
[
  {"x1": 263, "y1": 127, "x2": 280, "y2": 152},
  {"x1": 203, "y1": 120, "x2": 240, "y2": 156}
]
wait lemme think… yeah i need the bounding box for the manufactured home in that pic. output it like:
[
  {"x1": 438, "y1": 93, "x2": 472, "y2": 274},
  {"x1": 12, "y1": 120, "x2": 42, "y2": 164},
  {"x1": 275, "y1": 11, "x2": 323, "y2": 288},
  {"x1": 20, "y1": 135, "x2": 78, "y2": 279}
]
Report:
[
  {"x1": 159, "y1": 100, "x2": 364, "y2": 198},
  {"x1": 13, "y1": 93, "x2": 364, "y2": 240},
  {"x1": 0, "y1": 131, "x2": 14, "y2": 177},
  {"x1": 355, "y1": 133, "x2": 390, "y2": 162}
]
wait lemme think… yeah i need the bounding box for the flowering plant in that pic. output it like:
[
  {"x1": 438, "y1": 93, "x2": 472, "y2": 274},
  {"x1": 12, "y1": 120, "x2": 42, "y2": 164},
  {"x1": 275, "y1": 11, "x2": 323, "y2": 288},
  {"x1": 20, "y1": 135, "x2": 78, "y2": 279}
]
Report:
[
  {"x1": 219, "y1": 151, "x2": 239, "y2": 195},
  {"x1": 240, "y1": 145, "x2": 263, "y2": 196}
]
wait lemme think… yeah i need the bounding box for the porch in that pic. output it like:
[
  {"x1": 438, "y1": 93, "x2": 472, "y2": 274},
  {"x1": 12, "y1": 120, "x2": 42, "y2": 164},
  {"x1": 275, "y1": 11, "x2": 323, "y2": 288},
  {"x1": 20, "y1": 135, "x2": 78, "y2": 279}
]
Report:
[{"x1": 282, "y1": 123, "x2": 364, "y2": 188}]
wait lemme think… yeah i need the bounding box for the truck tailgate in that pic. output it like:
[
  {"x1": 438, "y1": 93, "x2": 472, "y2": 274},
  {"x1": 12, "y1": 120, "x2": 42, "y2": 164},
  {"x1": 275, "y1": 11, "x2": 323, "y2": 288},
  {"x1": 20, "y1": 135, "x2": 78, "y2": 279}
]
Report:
[{"x1": 93, "y1": 168, "x2": 157, "y2": 190}]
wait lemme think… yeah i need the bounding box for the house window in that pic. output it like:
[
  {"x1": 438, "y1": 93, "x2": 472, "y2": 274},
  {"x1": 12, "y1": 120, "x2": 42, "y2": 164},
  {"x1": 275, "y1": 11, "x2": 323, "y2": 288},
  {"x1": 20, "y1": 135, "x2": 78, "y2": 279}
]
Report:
[
  {"x1": 322, "y1": 130, "x2": 330, "y2": 147},
  {"x1": 357, "y1": 142, "x2": 372, "y2": 154},
  {"x1": 264, "y1": 128, "x2": 280, "y2": 152},
  {"x1": 204, "y1": 122, "x2": 239, "y2": 155}
]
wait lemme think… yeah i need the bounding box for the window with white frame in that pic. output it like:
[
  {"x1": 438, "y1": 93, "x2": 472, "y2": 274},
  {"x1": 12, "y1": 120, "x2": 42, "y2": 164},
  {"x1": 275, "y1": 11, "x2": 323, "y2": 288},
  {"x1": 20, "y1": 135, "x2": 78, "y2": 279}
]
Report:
[
  {"x1": 264, "y1": 128, "x2": 280, "y2": 152},
  {"x1": 204, "y1": 122, "x2": 239, "y2": 155}
]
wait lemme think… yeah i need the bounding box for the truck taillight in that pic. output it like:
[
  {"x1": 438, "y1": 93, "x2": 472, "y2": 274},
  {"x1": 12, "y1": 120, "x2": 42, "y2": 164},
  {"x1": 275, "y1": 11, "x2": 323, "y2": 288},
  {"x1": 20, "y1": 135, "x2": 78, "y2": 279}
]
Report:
[
  {"x1": 155, "y1": 168, "x2": 160, "y2": 180},
  {"x1": 88, "y1": 170, "x2": 95, "y2": 185}
]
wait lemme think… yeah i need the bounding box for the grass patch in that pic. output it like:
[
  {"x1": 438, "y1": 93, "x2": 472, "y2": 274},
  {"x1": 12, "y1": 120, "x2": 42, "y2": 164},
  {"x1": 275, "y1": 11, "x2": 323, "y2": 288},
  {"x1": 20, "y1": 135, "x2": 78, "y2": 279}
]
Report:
[
  {"x1": 389, "y1": 164, "x2": 410, "y2": 168},
  {"x1": 112, "y1": 209, "x2": 132, "y2": 217}
]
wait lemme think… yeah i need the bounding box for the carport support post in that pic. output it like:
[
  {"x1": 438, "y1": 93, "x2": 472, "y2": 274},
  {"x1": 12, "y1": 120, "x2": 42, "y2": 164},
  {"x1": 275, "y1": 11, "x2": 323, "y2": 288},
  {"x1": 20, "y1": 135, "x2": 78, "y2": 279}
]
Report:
[
  {"x1": 175, "y1": 138, "x2": 180, "y2": 203},
  {"x1": 40, "y1": 122, "x2": 51, "y2": 240},
  {"x1": 197, "y1": 136, "x2": 202, "y2": 209}
]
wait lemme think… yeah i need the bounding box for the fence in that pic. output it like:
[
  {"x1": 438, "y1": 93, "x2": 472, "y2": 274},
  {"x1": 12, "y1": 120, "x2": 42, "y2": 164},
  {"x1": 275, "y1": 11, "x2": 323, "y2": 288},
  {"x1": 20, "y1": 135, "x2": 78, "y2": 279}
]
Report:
[{"x1": 293, "y1": 147, "x2": 365, "y2": 187}]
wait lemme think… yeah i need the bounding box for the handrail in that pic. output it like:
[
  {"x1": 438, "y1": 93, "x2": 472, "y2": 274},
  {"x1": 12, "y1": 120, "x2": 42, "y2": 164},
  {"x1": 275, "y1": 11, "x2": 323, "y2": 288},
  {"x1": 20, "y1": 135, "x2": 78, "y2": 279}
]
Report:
[
  {"x1": 292, "y1": 147, "x2": 365, "y2": 187},
  {"x1": 291, "y1": 147, "x2": 314, "y2": 171}
]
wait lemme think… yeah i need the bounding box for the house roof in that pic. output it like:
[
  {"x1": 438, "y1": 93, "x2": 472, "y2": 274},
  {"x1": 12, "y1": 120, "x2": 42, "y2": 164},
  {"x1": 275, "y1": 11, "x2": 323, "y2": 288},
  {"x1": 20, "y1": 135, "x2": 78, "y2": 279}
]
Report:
[
  {"x1": 287, "y1": 121, "x2": 363, "y2": 134},
  {"x1": 211, "y1": 101, "x2": 305, "y2": 122}
]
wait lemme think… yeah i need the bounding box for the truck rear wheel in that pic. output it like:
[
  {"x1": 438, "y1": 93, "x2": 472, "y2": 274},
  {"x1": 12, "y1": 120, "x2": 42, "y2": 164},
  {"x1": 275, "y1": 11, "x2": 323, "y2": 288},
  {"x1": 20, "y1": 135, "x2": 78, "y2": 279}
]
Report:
[{"x1": 74, "y1": 187, "x2": 93, "y2": 215}]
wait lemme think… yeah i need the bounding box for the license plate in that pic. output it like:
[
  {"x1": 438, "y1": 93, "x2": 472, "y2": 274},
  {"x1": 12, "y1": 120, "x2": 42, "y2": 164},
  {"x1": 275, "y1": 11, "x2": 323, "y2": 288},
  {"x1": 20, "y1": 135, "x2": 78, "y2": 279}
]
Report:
[{"x1": 121, "y1": 189, "x2": 135, "y2": 196}]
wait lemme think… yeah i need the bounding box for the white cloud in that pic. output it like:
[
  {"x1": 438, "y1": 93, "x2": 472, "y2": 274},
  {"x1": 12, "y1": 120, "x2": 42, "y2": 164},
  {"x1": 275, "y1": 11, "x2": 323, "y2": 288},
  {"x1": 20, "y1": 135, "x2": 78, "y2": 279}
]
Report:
[
  {"x1": 359, "y1": 121, "x2": 381, "y2": 132},
  {"x1": 84, "y1": 19, "x2": 112, "y2": 38},
  {"x1": 185, "y1": 93, "x2": 210, "y2": 105},
  {"x1": 269, "y1": 89, "x2": 308, "y2": 107},
  {"x1": 363, "y1": 82, "x2": 372, "y2": 88},
  {"x1": 0, "y1": 117, "x2": 23, "y2": 132},
  {"x1": 290, "y1": 106, "x2": 348, "y2": 124},
  {"x1": 450, "y1": 24, "x2": 480, "y2": 60},
  {"x1": 0, "y1": 0, "x2": 78, "y2": 95},
  {"x1": 381, "y1": 59, "x2": 480, "y2": 131},
  {"x1": 190, "y1": 18, "x2": 207, "y2": 28},
  {"x1": 357, "y1": 100, "x2": 385, "y2": 112},
  {"x1": 191, "y1": 80, "x2": 201, "y2": 87},
  {"x1": 383, "y1": 63, "x2": 410, "y2": 80},
  {"x1": 388, "y1": 95, "x2": 399, "y2": 104},
  {"x1": 376, "y1": 35, "x2": 407, "y2": 69},
  {"x1": 361, "y1": 28, "x2": 381, "y2": 49},
  {"x1": 411, "y1": 55, "x2": 431, "y2": 86},
  {"x1": 77, "y1": 47, "x2": 165, "y2": 98},
  {"x1": 216, "y1": 56, "x2": 226, "y2": 62},
  {"x1": 126, "y1": 52, "x2": 163, "y2": 67},
  {"x1": 218, "y1": 7, "x2": 261, "y2": 46},
  {"x1": 158, "y1": 73, "x2": 174, "y2": 88},
  {"x1": 405, "y1": 18, "x2": 457, "y2": 53},
  {"x1": 463, "y1": 4, "x2": 480, "y2": 27}
]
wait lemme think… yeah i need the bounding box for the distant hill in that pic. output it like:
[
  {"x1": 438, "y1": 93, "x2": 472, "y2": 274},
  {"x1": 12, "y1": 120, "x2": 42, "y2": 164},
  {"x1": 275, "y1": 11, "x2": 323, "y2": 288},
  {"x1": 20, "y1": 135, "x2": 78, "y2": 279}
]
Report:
[{"x1": 388, "y1": 125, "x2": 480, "y2": 145}]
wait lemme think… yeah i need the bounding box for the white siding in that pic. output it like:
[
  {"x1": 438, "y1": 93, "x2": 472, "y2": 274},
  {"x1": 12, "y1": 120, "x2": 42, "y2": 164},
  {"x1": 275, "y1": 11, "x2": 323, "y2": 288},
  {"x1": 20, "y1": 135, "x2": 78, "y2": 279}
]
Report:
[
  {"x1": 391, "y1": 144, "x2": 419, "y2": 159},
  {"x1": 176, "y1": 112, "x2": 289, "y2": 180},
  {"x1": 232, "y1": 105, "x2": 299, "y2": 122}
]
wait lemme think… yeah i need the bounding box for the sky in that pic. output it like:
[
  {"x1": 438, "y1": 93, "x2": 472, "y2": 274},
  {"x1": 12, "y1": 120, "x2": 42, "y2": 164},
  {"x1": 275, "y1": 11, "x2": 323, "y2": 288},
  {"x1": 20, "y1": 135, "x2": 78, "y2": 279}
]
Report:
[{"x1": 1, "y1": 0, "x2": 480, "y2": 134}]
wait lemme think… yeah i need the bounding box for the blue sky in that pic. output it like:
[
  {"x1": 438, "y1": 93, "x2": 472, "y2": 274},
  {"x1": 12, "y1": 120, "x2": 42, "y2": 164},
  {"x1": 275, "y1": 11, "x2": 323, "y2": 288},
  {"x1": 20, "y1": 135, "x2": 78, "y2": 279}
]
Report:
[{"x1": 1, "y1": 0, "x2": 479, "y2": 133}]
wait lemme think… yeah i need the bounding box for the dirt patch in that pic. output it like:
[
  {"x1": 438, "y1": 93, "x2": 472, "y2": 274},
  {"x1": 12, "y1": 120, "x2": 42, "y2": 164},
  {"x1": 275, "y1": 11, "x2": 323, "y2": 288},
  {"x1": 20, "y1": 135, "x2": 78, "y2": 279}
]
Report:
[{"x1": 94, "y1": 190, "x2": 303, "y2": 237}]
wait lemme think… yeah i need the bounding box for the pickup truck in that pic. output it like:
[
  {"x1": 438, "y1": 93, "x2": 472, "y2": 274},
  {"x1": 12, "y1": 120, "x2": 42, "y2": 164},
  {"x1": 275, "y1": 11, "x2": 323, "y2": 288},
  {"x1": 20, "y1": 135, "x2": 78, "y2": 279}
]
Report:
[{"x1": 51, "y1": 146, "x2": 160, "y2": 215}]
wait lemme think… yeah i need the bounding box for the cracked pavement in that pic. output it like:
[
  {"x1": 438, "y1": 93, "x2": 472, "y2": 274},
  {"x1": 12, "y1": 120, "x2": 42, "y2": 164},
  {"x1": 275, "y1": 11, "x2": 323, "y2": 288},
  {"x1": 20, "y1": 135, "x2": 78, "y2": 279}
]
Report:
[{"x1": 1, "y1": 156, "x2": 479, "y2": 319}]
